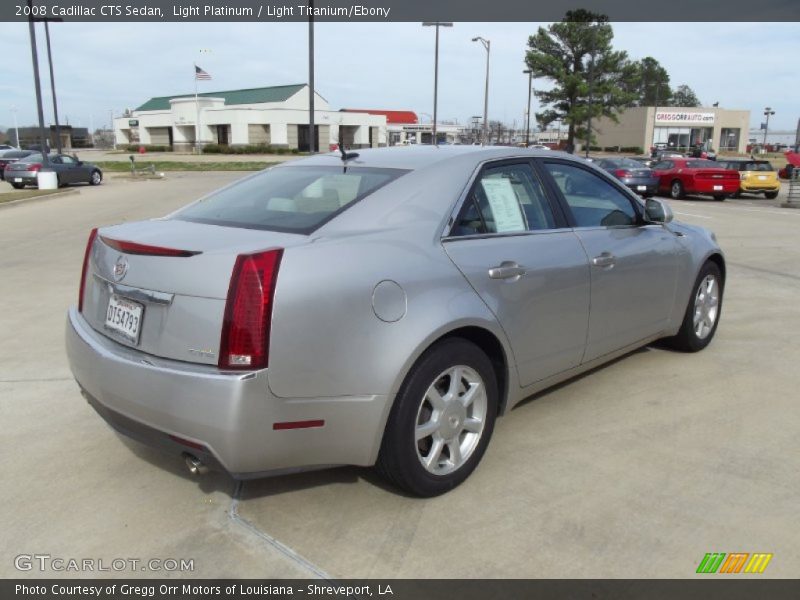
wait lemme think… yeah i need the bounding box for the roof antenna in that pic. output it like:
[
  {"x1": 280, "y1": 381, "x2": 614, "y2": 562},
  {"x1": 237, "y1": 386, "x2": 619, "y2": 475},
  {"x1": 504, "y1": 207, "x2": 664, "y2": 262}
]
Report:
[{"x1": 338, "y1": 142, "x2": 359, "y2": 162}]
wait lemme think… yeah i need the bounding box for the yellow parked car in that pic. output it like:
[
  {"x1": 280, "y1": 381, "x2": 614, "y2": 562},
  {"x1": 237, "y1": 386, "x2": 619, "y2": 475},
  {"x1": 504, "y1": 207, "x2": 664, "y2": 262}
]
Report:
[{"x1": 718, "y1": 159, "x2": 781, "y2": 199}]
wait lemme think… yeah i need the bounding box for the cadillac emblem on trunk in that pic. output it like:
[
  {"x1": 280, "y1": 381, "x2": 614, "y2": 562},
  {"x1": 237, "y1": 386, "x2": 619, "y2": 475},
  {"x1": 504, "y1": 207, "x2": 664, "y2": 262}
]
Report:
[{"x1": 113, "y1": 256, "x2": 129, "y2": 282}]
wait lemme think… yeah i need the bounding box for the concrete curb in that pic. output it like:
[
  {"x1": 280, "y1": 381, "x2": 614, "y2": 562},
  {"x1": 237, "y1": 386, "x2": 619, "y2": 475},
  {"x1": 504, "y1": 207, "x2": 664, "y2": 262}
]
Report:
[{"x1": 0, "y1": 188, "x2": 80, "y2": 210}]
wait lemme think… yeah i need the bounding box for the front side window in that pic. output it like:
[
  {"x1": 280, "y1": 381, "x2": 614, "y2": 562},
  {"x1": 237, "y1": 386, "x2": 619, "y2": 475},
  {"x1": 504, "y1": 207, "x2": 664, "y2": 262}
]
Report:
[
  {"x1": 544, "y1": 162, "x2": 637, "y2": 228},
  {"x1": 453, "y1": 163, "x2": 556, "y2": 236},
  {"x1": 173, "y1": 165, "x2": 407, "y2": 233}
]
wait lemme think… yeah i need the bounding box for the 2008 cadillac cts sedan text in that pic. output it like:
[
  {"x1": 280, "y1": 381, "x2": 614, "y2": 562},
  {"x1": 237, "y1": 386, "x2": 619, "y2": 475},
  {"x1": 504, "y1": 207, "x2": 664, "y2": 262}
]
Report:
[{"x1": 66, "y1": 146, "x2": 725, "y2": 496}]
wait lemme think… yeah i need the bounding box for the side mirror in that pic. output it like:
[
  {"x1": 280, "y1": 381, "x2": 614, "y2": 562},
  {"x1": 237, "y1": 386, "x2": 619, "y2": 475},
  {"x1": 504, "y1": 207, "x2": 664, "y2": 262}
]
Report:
[{"x1": 644, "y1": 198, "x2": 674, "y2": 224}]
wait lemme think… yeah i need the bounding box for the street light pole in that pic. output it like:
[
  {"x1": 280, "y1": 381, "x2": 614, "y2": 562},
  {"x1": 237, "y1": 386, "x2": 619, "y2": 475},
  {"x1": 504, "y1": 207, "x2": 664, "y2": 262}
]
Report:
[
  {"x1": 43, "y1": 21, "x2": 62, "y2": 154},
  {"x1": 308, "y1": 0, "x2": 315, "y2": 153},
  {"x1": 26, "y1": 0, "x2": 49, "y2": 168},
  {"x1": 422, "y1": 22, "x2": 452, "y2": 147},
  {"x1": 763, "y1": 107, "x2": 775, "y2": 151},
  {"x1": 11, "y1": 106, "x2": 20, "y2": 148},
  {"x1": 523, "y1": 69, "x2": 533, "y2": 147},
  {"x1": 472, "y1": 36, "x2": 490, "y2": 145}
]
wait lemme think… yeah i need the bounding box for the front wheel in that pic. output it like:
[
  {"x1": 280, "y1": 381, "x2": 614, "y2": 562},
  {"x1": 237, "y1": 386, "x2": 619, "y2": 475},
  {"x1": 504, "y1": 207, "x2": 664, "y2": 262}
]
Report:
[
  {"x1": 665, "y1": 261, "x2": 723, "y2": 352},
  {"x1": 89, "y1": 170, "x2": 102, "y2": 186},
  {"x1": 376, "y1": 338, "x2": 498, "y2": 497},
  {"x1": 670, "y1": 180, "x2": 685, "y2": 200}
]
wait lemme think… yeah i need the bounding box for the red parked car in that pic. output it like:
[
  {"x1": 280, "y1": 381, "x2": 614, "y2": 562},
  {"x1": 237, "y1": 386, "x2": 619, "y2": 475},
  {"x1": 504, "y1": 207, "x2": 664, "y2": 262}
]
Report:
[{"x1": 651, "y1": 158, "x2": 739, "y2": 201}]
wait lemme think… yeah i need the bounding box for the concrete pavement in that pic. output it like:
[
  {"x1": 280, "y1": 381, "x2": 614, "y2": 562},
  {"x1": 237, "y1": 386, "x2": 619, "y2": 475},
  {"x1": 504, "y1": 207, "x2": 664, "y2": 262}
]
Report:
[{"x1": 1, "y1": 174, "x2": 798, "y2": 579}]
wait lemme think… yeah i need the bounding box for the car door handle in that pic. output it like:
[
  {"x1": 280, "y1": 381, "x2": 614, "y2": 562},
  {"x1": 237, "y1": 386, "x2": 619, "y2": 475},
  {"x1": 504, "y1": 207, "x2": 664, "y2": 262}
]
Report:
[
  {"x1": 488, "y1": 261, "x2": 526, "y2": 280},
  {"x1": 591, "y1": 252, "x2": 616, "y2": 268}
]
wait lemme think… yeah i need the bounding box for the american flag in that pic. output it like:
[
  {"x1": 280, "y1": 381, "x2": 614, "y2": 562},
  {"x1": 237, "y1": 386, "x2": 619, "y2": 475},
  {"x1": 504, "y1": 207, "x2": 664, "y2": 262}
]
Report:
[{"x1": 195, "y1": 65, "x2": 212, "y2": 80}]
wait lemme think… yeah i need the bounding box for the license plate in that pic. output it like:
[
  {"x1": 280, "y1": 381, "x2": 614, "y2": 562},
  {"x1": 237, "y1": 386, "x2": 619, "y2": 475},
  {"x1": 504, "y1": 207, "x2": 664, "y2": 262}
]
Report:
[
  {"x1": 105, "y1": 294, "x2": 143, "y2": 344},
  {"x1": 713, "y1": 185, "x2": 723, "y2": 191},
  {"x1": 13, "y1": 178, "x2": 22, "y2": 182},
  {"x1": 758, "y1": 175, "x2": 767, "y2": 180},
  {"x1": 637, "y1": 185, "x2": 647, "y2": 191}
]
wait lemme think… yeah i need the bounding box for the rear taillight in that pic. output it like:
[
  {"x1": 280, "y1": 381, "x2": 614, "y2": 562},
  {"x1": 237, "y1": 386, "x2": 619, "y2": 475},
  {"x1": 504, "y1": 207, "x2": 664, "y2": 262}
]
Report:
[
  {"x1": 613, "y1": 169, "x2": 632, "y2": 177},
  {"x1": 28, "y1": 163, "x2": 42, "y2": 172},
  {"x1": 219, "y1": 248, "x2": 283, "y2": 370},
  {"x1": 78, "y1": 228, "x2": 98, "y2": 313}
]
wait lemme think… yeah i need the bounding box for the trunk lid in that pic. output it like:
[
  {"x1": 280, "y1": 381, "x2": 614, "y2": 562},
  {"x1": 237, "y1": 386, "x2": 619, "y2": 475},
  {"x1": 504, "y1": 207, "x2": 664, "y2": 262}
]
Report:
[{"x1": 82, "y1": 219, "x2": 307, "y2": 366}]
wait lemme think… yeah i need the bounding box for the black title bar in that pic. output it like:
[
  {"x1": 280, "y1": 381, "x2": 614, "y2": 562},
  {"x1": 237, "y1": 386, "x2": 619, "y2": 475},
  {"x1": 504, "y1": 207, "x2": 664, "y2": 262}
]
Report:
[{"x1": 3, "y1": 0, "x2": 800, "y2": 22}]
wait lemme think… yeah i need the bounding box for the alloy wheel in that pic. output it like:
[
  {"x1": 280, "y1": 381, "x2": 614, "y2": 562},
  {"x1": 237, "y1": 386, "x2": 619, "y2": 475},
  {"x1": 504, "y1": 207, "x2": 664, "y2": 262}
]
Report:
[
  {"x1": 415, "y1": 365, "x2": 488, "y2": 476},
  {"x1": 693, "y1": 274, "x2": 719, "y2": 339}
]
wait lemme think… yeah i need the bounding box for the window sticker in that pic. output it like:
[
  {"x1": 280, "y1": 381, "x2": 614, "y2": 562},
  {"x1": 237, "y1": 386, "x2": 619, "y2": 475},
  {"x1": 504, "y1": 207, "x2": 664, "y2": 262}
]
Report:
[{"x1": 480, "y1": 178, "x2": 526, "y2": 232}]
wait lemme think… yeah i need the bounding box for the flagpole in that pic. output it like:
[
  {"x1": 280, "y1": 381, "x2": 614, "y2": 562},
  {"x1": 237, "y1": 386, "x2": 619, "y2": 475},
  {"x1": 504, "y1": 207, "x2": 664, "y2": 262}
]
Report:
[{"x1": 194, "y1": 62, "x2": 199, "y2": 153}]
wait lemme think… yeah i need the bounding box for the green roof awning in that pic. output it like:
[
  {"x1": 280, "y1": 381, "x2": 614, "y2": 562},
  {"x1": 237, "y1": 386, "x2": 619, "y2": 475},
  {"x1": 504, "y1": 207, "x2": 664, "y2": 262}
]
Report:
[{"x1": 135, "y1": 84, "x2": 308, "y2": 112}]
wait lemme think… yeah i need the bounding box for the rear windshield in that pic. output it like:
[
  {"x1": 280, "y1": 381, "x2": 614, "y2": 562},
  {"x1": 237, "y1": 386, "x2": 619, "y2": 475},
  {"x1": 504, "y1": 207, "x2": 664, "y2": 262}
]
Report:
[
  {"x1": 686, "y1": 160, "x2": 720, "y2": 169},
  {"x1": 602, "y1": 158, "x2": 646, "y2": 169},
  {"x1": 173, "y1": 165, "x2": 407, "y2": 234},
  {"x1": 742, "y1": 162, "x2": 774, "y2": 172}
]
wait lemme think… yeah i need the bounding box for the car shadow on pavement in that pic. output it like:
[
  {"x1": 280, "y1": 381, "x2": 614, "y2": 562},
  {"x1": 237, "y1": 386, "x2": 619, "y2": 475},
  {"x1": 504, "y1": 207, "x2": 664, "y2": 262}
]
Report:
[
  {"x1": 117, "y1": 435, "x2": 239, "y2": 496},
  {"x1": 511, "y1": 345, "x2": 653, "y2": 412}
]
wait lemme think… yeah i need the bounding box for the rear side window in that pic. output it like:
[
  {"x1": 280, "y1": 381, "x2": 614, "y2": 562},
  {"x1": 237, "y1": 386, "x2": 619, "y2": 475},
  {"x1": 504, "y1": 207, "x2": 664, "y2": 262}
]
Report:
[
  {"x1": 544, "y1": 162, "x2": 637, "y2": 228},
  {"x1": 173, "y1": 166, "x2": 406, "y2": 234},
  {"x1": 453, "y1": 162, "x2": 556, "y2": 236}
]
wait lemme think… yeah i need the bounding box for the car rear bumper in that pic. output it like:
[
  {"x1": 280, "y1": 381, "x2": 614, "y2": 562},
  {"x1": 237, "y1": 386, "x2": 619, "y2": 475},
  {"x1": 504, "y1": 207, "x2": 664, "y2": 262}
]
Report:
[
  {"x1": 692, "y1": 182, "x2": 739, "y2": 195},
  {"x1": 620, "y1": 178, "x2": 659, "y2": 194},
  {"x1": 740, "y1": 182, "x2": 780, "y2": 192},
  {"x1": 65, "y1": 307, "x2": 389, "y2": 478},
  {"x1": 5, "y1": 171, "x2": 38, "y2": 185}
]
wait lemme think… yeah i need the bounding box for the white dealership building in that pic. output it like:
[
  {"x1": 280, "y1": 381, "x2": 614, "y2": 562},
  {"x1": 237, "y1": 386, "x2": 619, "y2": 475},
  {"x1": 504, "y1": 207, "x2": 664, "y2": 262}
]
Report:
[{"x1": 114, "y1": 83, "x2": 387, "y2": 151}]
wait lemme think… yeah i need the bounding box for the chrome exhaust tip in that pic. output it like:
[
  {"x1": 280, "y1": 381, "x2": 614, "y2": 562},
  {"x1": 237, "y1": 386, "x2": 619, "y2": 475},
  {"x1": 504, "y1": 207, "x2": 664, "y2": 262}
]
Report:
[{"x1": 184, "y1": 454, "x2": 209, "y2": 476}]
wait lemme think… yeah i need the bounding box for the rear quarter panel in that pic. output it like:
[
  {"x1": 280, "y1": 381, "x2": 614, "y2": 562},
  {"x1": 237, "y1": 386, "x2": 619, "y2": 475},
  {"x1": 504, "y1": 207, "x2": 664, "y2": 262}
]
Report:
[{"x1": 267, "y1": 230, "x2": 512, "y2": 400}]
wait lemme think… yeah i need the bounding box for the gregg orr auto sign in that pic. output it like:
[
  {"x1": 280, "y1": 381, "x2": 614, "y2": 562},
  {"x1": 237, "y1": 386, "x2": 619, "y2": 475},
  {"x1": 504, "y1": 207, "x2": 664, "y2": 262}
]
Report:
[{"x1": 656, "y1": 111, "x2": 715, "y2": 124}]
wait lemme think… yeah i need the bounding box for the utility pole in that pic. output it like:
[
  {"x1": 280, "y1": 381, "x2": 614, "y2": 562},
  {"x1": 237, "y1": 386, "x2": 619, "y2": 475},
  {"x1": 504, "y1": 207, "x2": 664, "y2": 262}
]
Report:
[
  {"x1": 43, "y1": 21, "x2": 62, "y2": 154},
  {"x1": 308, "y1": 0, "x2": 315, "y2": 153},
  {"x1": 762, "y1": 107, "x2": 775, "y2": 151},
  {"x1": 523, "y1": 69, "x2": 533, "y2": 147},
  {"x1": 472, "y1": 36, "x2": 490, "y2": 145},
  {"x1": 422, "y1": 22, "x2": 453, "y2": 146},
  {"x1": 26, "y1": 0, "x2": 49, "y2": 167},
  {"x1": 11, "y1": 105, "x2": 20, "y2": 148}
]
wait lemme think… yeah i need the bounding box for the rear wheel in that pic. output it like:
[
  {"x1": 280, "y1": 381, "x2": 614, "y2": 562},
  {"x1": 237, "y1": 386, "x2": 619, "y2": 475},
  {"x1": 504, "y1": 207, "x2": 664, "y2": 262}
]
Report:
[
  {"x1": 765, "y1": 191, "x2": 778, "y2": 200},
  {"x1": 665, "y1": 261, "x2": 723, "y2": 352},
  {"x1": 670, "y1": 180, "x2": 685, "y2": 199},
  {"x1": 10, "y1": 182, "x2": 25, "y2": 189},
  {"x1": 376, "y1": 338, "x2": 498, "y2": 497},
  {"x1": 89, "y1": 170, "x2": 102, "y2": 186}
]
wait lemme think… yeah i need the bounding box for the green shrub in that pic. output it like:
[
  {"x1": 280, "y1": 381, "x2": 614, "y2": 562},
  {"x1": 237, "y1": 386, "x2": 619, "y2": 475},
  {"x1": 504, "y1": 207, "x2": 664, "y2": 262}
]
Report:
[{"x1": 620, "y1": 146, "x2": 644, "y2": 154}]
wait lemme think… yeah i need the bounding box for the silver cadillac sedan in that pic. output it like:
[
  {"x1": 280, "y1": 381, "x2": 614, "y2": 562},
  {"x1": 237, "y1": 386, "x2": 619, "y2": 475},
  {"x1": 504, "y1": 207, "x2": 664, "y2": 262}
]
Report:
[{"x1": 66, "y1": 146, "x2": 724, "y2": 497}]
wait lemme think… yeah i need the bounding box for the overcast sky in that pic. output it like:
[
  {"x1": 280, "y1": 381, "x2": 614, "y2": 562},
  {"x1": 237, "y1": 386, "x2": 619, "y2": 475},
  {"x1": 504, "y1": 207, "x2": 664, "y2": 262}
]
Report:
[{"x1": 0, "y1": 21, "x2": 797, "y2": 132}]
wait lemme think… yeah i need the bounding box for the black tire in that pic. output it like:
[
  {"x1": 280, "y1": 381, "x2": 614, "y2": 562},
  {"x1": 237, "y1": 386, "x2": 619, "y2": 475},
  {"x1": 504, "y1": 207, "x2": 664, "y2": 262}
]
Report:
[
  {"x1": 10, "y1": 182, "x2": 25, "y2": 189},
  {"x1": 765, "y1": 191, "x2": 778, "y2": 200},
  {"x1": 376, "y1": 338, "x2": 498, "y2": 497},
  {"x1": 56, "y1": 175, "x2": 65, "y2": 188},
  {"x1": 713, "y1": 194, "x2": 725, "y2": 201},
  {"x1": 670, "y1": 180, "x2": 685, "y2": 200},
  {"x1": 731, "y1": 190, "x2": 741, "y2": 199},
  {"x1": 89, "y1": 170, "x2": 102, "y2": 186},
  {"x1": 664, "y1": 261, "x2": 723, "y2": 353}
]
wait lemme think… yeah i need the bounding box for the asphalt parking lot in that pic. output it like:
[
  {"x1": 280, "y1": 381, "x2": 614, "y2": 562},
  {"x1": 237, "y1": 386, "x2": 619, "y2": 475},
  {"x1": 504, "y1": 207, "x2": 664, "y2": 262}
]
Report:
[{"x1": 1, "y1": 173, "x2": 798, "y2": 579}]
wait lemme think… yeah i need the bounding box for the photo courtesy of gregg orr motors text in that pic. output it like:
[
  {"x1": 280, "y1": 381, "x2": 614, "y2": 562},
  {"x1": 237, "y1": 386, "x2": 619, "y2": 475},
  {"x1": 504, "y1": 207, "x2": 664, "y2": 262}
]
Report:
[{"x1": 14, "y1": 554, "x2": 194, "y2": 573}]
